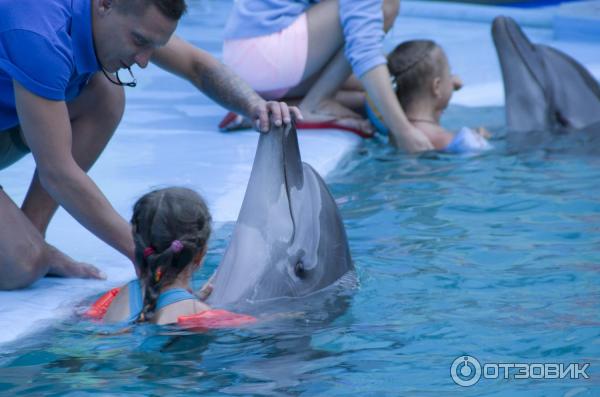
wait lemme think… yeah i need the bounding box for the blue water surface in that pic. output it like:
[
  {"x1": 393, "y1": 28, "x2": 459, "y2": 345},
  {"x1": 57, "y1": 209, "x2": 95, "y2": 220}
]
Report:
[
  {"x1": 0, "y1": 0, "x2": 598, "y2": 395},
  {"x1": 0, "y1": 105, "x2": 598, "y2": 396}
]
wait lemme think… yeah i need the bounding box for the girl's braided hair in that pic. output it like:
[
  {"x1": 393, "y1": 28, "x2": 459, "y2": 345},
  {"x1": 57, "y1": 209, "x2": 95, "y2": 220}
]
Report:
[
  {"x1": 131, "y1": 187, "x2": 211, "y2": 322},
  {"x1": 388, "y1": 40, "x2": 441, "y2": 110}
]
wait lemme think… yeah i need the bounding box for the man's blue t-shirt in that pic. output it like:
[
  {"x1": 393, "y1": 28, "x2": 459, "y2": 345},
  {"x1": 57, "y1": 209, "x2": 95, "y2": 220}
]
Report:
[{"x1": 0, "y1": 0, "x2": 99, "y2": 131}]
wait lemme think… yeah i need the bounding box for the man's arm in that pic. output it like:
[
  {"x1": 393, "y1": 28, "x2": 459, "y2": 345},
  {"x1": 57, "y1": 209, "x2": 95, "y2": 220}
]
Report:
[
  {"x1": 152, "y1": 35, "x2": 300, "y2": 132},
  {"x1": 13, "y1": 80, "x2": 135, "y2": 261}
]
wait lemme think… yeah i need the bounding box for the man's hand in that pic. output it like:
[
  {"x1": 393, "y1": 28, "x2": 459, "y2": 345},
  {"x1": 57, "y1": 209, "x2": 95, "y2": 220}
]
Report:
[
  {"x1": 251, "y1": 100, "x2": 303, "y2": 133},
  {"x1": 152, "y1": 37, "x2": 304, "y2": 134}
]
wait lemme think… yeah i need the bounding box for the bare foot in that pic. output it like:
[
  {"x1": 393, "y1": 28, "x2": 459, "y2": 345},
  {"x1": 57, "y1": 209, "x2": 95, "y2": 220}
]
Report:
[
  {"x1": 45, "y1": 244, "x2": 106, "y2": 280},
  {"x1": 312, "y1": 98, "x2": 363, "y2": 120},
  {"x1": 296, "y1": 98, "x2": 374, "y2": 136},
  {"x1": 299, "y1": 108, "x2": 375, "y2": 137}
]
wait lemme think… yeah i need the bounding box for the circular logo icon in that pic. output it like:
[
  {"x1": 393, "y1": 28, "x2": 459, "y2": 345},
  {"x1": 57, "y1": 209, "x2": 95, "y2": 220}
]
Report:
[{"x1": 451, "y1": 355, "x2": 482, "y2": 387}]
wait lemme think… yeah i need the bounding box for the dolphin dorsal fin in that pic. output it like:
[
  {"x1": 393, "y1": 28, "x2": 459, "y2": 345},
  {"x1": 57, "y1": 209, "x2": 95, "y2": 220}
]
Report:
[{"x1": 282, "y1": 121, "x2": 304, "y2": 190}]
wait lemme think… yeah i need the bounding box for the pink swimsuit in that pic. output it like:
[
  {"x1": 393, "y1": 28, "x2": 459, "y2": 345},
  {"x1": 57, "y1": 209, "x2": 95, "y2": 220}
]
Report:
[{"x1": 223, "y1": 14, "x2": 308, "y2": 100}]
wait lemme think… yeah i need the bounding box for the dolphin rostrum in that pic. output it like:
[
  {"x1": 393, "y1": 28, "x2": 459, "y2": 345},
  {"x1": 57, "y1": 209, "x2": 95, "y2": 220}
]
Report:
[
  {"x1": 492, "y1": 16, "x2": 600, "y2": 150},
  {"x1": 206, "y1": 122, "x2": 354, "y2": 307}
]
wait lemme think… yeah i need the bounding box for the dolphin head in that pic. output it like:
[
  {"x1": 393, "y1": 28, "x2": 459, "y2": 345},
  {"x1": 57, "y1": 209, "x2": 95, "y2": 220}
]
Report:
[
  {"x1": 492, "y1": 16, "x2": 600, "y2": 134},
  {"x1": 206, "y1": 122, "x2": 354, "y2": 307}
]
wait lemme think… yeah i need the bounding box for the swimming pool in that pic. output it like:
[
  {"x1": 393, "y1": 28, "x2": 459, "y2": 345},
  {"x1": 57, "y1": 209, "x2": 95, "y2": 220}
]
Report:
[
  {"x1": 0, "y1": 105, "x2": 598, "y2": 395},
  {"x1": 0, "y1": 0, "x2": 599, "y2": 395}
]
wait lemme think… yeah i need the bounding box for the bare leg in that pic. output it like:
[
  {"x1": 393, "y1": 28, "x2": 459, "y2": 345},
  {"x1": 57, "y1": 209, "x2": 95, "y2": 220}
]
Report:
[
  {"x1": 281, "y1": 1, "x2": 368, "y2": 132},
  {"x1": 287, "y1": 0, "x2": 399, "y2": 133},
  {"x1": 221, "y1": 0, "x2": 399, "y2": 134},
  {"x1": 342, "y1": 75, "x2": 365, "y2": 92},
  {"x1": 337, "y1": 74, "x2": 366, "y2": 110},
  {"x1": 290, "y1": 0, "x2": 398, "y2": 98},
  {"x1": 335, "y1": 90, "x2": 367, "y2": 115},
  {"x1": 0, "y1": 183, "x2": 105, "y2": 289},
  {"x1": 0, "y1": 73, "x2": 124, "y2": 289}
]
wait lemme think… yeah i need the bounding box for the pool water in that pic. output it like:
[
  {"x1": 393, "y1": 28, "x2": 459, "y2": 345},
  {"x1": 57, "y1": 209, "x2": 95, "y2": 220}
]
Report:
[{"x1": 0, "y1": 106, "x2": 598, "y2": 396}]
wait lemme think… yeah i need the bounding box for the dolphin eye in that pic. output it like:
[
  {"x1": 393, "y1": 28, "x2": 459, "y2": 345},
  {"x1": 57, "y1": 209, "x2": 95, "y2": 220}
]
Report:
[{"x1": 294, "y1": 261, "x2": 306, "y2": 278}]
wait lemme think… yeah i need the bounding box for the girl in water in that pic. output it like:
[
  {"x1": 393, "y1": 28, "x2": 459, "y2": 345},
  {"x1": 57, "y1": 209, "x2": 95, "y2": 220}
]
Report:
[
  {"x1": 90, "y1": 187, "x2": 253, "y2": 327},
  {"x1": 367, "y1": 40, "x2": 492, "y2": 153}
]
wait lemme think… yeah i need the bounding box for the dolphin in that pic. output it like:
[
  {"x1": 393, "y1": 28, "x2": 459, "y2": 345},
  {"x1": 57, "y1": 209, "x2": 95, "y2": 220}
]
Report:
[
  {"x1": 206, "y1": 122, "x2": 354, "y2": 308},
  {"x1": 491, "y1": 16, "x2": 600, "y2": 150}
]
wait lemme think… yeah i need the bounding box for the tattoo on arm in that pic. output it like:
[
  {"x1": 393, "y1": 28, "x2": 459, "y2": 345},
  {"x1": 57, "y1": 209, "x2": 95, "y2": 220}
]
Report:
[{"x1": 196, "y1": 62, "x2": 262, "y2": 118}]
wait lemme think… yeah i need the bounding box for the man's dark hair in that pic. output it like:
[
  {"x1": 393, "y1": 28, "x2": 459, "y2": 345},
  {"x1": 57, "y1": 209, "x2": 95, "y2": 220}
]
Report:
[
  {"x1": 115, "y1": 0, "x2": 187, "y2": 21},
  {"x1": 388, "y1": 40, "x2": 441, "y2": 110}
]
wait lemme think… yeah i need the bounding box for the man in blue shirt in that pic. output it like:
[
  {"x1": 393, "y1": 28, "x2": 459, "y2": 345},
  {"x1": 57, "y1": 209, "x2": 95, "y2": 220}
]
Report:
[{"x1": 0, "y1": 0, "x2": 299, "y2": 289}]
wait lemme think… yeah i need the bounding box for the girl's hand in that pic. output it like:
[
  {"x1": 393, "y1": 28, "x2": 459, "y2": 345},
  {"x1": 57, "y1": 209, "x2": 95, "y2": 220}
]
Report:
[
  {"x1": 476, "y1": 127, "x2": 492, "y2": 139},
  {"x1": 196, "y1": 280, "x2": 213, "y2": 301}
]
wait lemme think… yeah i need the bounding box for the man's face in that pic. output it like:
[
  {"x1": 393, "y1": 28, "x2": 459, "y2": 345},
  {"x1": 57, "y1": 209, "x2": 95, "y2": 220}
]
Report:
[{"x1": 93, "y1": 0, "x2": 178, "y2": 73}]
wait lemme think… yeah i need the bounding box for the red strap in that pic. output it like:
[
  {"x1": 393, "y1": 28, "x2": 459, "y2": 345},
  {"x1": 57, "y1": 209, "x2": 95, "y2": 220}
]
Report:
[
  {"x1": 85, "y1": 287, "x2": 121, "y2": 320},
  {"x1": 177, "y1": 309, "x2": 257, "y2": 329},
  {"x1": 295, "y1": 119, "x2": 375, "y2": 139},
  {"x1": 218, "y1": 111, "x2": 240, "y2": 130}
]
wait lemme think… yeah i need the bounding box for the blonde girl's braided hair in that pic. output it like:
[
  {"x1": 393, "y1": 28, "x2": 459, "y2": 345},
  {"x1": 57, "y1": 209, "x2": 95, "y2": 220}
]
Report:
[{"x1": 387, "y1": 40, "x2": 442, "y2": 110}]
